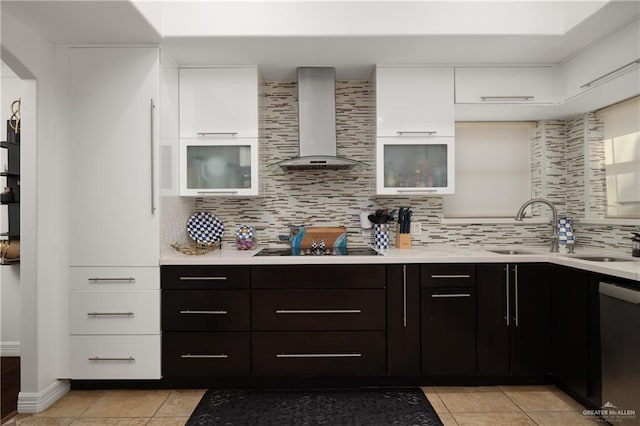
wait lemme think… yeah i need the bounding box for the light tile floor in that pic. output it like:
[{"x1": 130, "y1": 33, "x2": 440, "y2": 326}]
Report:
[
  {"x1": 2, "y1": 386, "x2": 602, "y2": 425},
  {"x1": 423, "y1": 385, "x2": 602, "y2": 426}
]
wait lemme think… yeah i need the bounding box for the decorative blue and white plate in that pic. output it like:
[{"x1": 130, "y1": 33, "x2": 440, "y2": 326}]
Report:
[{"x1": 187, "y1": 212, "x2": 224, "y2": 244}]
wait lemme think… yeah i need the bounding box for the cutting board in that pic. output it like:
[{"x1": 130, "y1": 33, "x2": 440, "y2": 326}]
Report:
[{"x1": 291, "y1": 226, "x2": 348, "y2": 249}]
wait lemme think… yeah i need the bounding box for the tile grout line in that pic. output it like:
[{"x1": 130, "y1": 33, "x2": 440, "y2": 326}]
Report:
[
  {"x1": 499, "y1": 388, "x2": 542, "y2": 425},
  {"x1": 150, "y1": 389, "x2": 174, "y2": 419}
]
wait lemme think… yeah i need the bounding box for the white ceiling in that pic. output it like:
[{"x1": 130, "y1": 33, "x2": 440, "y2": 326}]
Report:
[
  {"x1": 0, "y1": 0, "x2": 161, "y2": 44},
  {"x1": 1, "y1": 0, "x2": 639, "y2": 80}
]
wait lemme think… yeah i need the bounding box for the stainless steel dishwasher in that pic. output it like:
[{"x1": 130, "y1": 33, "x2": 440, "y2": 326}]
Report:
[{"x1": 600, "y1": 281, "x2": 640, "y2": 426}]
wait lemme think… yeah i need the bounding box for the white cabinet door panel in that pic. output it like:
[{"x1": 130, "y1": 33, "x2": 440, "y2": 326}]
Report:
[
  {"x1": 563, "y1": 20, "x2": 640, "y2": 101},
  {"x1": 70, "y1": 266, "x2": 159, "y2": 290},
  {"x1": 376, "y1": 67, "x2": 454, "y2": 137},
  {"x1": 70, "y1": 335, "x2": 161, "y2": 379},
  {"x1": 69, "y1": 47, "x2": 159, "y2": 267},
  {"x1": 179, "y1": 138, "x2": 259, "y2": 196},
  {"x1": 69, "y1": 290, "x2": 160, "y2": 335},
  {"x1": 376, "y1": 137, "x2": 455, "y2": 195},
  {"x1": 179, "y1": 67, "x2": 259, "y2": 138},
  {"x1": 455, "y1": 66, "x2": 555, "y2": 104}
]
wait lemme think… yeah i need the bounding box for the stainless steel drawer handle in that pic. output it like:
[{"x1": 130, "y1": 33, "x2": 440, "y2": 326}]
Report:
[
  {"x1": 402, "y1": 264, "x2": 407, "y2": 328},
  {"x1": 179, "y1": 310, "x2": 228, "y2": 315},
  {"x1": 396, "y1": 189, "x2": 438, "y2": 193},
  {"x1": 276, "y1": 353, "x2": 362, "y2": 358},
  {"x1": 197, "y1": 191, "x2": 239, "y2": 195},
  {"x1": 197, "y1": 132, "x2": 238, "y2": 136},
  {"x1": 150, "y1": 98, "x2": 156, "y2": 215},
  {"x1": 275, "y1": 309, "x2": 362, "y2": 314},
  {"x1": 181, "y1": 354, "x2": 228, "y2": 359},
  {"x1": 431, "y1": 294, "x2": 471, "y2": 298},
  {"x1": 430, "y1": 274, "x2": 471, "y2": 279},
  {"x1": 396, "y1": 131, "x2": 437, "y2": 136},
  {"x1": 88, "y1": 356, "x2": 135, "y2": 362},
  {"x1": 88, "y1": 277, "x2": 135, "y2": 282},
  {"x1": 480, "y1": 96, "x2": 534, "y2": 101},
  {"x1": 87, "y1": 312, "x2": 134, "y2": 317},
  {"x1": 580, "y1": 59, "x2": 640, "y2": 88},
  {"x1": 179, "y1": 276, "x2": 228, "y2": 281}
]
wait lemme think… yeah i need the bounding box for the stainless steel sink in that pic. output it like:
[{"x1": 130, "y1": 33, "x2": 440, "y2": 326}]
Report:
[
  {"x1": 573, "y1": 256, "x2": 635, "y2": 262},
  {"x1": 487, "y1": 249, "x2": 533, "y2": 255}
]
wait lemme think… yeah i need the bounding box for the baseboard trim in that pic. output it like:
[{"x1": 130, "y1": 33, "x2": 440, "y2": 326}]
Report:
[
  {"x1": 17, "y1": 380, "x2": 70, "y2": 413},
  {"x1": 0, "y1": 341, "x2": 21, "y2": 357}
]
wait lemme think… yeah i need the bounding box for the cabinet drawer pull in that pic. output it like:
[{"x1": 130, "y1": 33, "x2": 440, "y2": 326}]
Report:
[
  {"x1": 179, "y1": 276, "x2": 228, "y2": 281},
  {"x1": 88, "y1": 277, "x2": 135, "y2": 283},
  {"x1": 276, "y1": 353, "x2": 362, "y2": 358},
  {"x1": 181, "y1": 353, "x2": 228, "y2": 359},
  {"x1": 431, "y1": 293, "x2": 471, "y2": 298},
  {"x1": 514, "y1": 264, "x2": 519, "y2": 327},
  {"x1": 506, "y1": 264, "x2": 510, "y2": 326},
  {"x1": 88, "y1": 356, "x2": 135, "y2": 362},
  {"x1": 150, "y1": 98, "x2": 156, "y2": 215},
  {"x1": 87, "y1": 312, "x2": 134, "y2": 317},
  {"x1": 396, "y1": 131, "x2": 437, "y2": 136},
  {"x1": 402, "y1": 265, "x2": 407, "y2": 328},
  {"x1": 580, "y1": 59, "x2": 640, "y2": 88},
  {"x1": 179, "y1": 310, "x2": 228, "y2": 315},
  {"x1": 197, "y1": 191, "x2": 239, "y2": 195},
  {"x1": 396, "y1": 189, "x2": 438, "y2": 193},
  {"x1": 430, "y1": 274, "x2": 471, "y2": 279},
  {"x1": 480, "y1": 96, "x2": 534, "y2": 101},
  {"x1": 275, "y1": 309, "x2": 361, "y2": 314},
  {"x1": 196, "y1": 132, "x2": 238, "y2": 137}
]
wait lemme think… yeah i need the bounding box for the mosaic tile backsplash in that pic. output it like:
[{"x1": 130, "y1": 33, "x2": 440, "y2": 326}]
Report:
[{"x1": 161, "y1": 81, "x2": 634, "y2": 255}]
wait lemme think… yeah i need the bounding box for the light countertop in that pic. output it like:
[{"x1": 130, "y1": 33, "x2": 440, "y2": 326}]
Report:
[{"x1": 161, "y1": 245, "x2": 640, "y2": 282}]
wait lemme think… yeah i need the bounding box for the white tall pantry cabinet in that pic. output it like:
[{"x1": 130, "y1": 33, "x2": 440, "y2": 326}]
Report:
[{"x1": 67, "y1": 47, "x2": 161, "y2": 379}]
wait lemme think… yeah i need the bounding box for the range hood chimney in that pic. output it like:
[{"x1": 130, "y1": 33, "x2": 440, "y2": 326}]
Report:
[{"x1": 270, "y1": 67, "x2": 367, "y2": 172}]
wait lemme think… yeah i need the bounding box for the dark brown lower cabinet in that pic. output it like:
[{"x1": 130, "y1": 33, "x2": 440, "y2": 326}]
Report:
[
  {"x1": 550, "y1": 265, "x2": 603, "y2": 407},
  {"x1": 387, "y1": 265, "x2": 421, "y2": 376},
  {"x1": 421, "y1": 287, "x2": 477, "y2": 375},
  {"x1": 162, "y1": 332, "x2": 250, "y2": 377},
  {"x1": 252, "y1": 331, "x2": 386, "y2": 376},
  {"x1": 477, "y1": 263, "x2": 550, "y2": 377}
]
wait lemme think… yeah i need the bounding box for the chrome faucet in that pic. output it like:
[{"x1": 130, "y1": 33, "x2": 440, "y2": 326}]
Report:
[{"x1": 515, "y1": 198, "x2": 559, "y2": 252}]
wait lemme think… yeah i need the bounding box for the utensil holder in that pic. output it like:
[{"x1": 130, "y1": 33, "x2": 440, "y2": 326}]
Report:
[
  {"x1": 374, "y1": 224, "x2": 389, "y2": 250},
  {"x1": 557, "y1": 217, "x2": 574, "y2": 252},
  {"x1": 396, "y1": 224, "x2": 412, "y2": 249}
]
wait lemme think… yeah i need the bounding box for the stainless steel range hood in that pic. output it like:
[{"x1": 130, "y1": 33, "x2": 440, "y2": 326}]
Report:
[{"x1": 270, "y1": 67, "x2": 367, "y2": 172}]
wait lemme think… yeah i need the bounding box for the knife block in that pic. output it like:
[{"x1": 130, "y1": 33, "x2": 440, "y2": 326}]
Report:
[{"x1": 396, "y1": 224, "x2": 412, "y2": 249}]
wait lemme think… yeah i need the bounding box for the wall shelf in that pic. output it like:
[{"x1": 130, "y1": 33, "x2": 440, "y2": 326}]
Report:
[{"x1": 1, "y1": 122, "x2": 21, "y2": 265}]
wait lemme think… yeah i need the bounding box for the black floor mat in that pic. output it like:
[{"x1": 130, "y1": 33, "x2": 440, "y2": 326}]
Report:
[{"x1": 186, "y1": 387, "x2": 444, "y2": 425}]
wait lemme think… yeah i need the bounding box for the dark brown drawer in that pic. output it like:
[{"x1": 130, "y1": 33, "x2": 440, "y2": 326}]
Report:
[
  {"x1": 161, "y1": 265, "x2": 250, "y2": 289},
  {"x1": 251, "y1": 265, "x2": 386, "y2": 289},
  {"x1": 252, "y1": 331, "x2": 385, "y2": 376},
  {"x1": 421, "y1": 264, "x2": 476, "y2": 288},
  {"x1": 162, "y1": 332, "x2": 250, "y2": 377},
  {"x1": 252, "y1": 289, "x2": 385, "y2": 331},
  {"x1": 162, "y1": 290, "x2": 250, "y2": 331}
]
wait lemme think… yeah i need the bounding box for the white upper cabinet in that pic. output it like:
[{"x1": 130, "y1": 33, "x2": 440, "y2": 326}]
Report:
[
  {"x1": 376, "y1": 66, "x2": 455, "y2": 137},
  {"x1": 179, "y1": 138, "x2": 259, "y2": 196},
  {"x1": 562, "y1": 20, "x2": 640, "y2": 102},
  {"x1": 455, "y1": 66, "x2": 556, "y2": 104},
  {"x1": 69, "y1": 47, "x2": 160, "y2": 267},
  {"x1": 179, "y1": 67, "x2": 259, "y2": 138},
  {"x1": 377, "y1": 137, "x2": 455, "y2": 195}
]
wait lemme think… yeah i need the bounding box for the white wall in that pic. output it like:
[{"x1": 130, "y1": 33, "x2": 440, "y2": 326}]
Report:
[{"x1": 1, "y1": 9, "x2": 70, "y2": 412}]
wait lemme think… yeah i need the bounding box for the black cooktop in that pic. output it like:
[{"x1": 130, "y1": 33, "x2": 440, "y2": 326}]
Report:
[{"x1": 254, "y1": 247, "x2": 379, "y2": 256}]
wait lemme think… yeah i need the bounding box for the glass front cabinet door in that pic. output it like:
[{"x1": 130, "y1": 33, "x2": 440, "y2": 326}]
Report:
[
  {"x1": 377, "y1": 137, "x2": 455, "y2": 195},
  {"x1": 180, "y1": 138, "x2": 259, "y2": 196}
]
